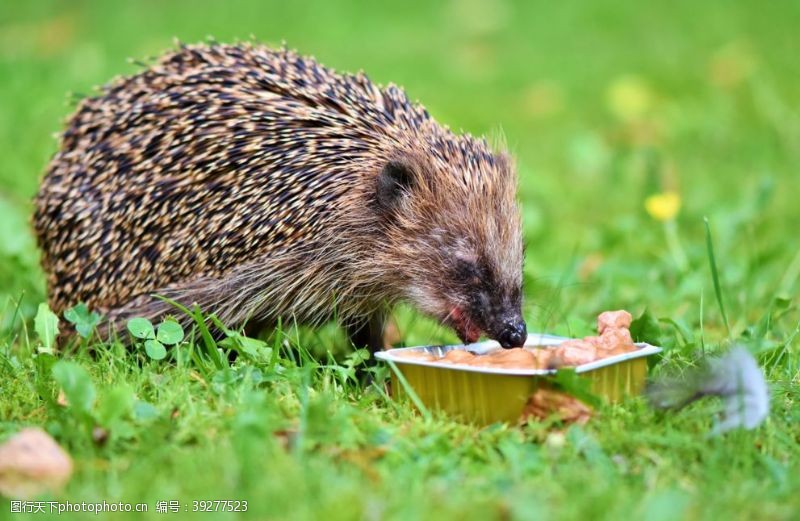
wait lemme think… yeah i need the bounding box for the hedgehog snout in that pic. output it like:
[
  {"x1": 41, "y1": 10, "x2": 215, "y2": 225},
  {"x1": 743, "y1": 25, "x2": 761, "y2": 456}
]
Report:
[
  {"x1": 471, "y1": 290, "x2": 526, "y2": 348},
  {"x1": 493, "y1": 316, "x2": 528, "y2": 349}
]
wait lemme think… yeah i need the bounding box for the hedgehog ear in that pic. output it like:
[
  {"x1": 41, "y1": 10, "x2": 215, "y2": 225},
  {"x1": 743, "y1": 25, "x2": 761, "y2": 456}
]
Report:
[{"x1": 376, "y1": 160, "x2": 416, "y2": 211}]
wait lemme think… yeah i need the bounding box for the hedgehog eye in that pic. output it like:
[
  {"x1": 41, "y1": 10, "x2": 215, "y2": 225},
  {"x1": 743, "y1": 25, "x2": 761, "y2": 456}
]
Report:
[
  {"x1": 454, "y1": 258, "x2": 482, "y2": 286},
  {"x1": 375, "y1": 160, "x2": 415, "y2": 211}
]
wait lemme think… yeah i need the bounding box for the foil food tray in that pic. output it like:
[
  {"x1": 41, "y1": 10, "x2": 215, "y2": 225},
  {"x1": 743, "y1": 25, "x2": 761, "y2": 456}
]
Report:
[{"x1": 375, "y1": 333, "x2": 661, "y2": 425}]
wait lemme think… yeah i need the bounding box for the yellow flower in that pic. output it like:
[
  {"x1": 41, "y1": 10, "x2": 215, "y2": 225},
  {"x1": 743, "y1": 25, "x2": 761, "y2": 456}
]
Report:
[
  {"x1": 607, "y1": 75, "x2": 652, "y2": 121},
  {"x1": 645, "y1": 192, "x2": 681, "y2": 222}
]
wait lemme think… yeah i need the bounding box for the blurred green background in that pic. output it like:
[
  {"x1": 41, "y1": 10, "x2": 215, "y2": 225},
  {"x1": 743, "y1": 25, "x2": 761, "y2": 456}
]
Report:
[
  {"x1": 1, "y1": 0, "x2": 799, "y2": 336},
  {"x1": 1, "y1": 2, "x2": 799, "y2": 520}
]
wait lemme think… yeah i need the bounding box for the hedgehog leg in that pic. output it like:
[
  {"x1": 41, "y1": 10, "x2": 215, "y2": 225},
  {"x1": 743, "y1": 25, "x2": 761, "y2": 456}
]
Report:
[{"x1": 345, "y1": 312, "x2": 386, "y2": 355}]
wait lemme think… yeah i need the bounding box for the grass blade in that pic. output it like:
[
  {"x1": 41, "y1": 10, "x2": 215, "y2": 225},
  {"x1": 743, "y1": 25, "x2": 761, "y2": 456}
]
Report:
[
  {"x1": 152, "y1": 294, "x2": 225, "y2": 370},
  {"x1": 386, "y1": 360, "x2": 431, "y2": 422},
  {"x1": 704, "y1": 217, "x2": 731, "y2": 337},
  {"x1": 699, "y1": 289, "x2": 705, "y2": 356}
]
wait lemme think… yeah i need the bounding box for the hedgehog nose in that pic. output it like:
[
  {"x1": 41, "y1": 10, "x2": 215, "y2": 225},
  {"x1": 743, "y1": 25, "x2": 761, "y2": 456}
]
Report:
[{"x1": 497, "y1": 318, "x2": 527, "y2": 349}]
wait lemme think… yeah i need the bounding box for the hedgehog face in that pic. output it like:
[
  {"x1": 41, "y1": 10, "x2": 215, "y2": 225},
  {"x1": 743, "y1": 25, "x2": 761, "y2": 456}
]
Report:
[
  {"x1": 446, "y1": 249, "x2": 526, "y2": 348},
  {"x1": 374, "y1": 147, "x2": 526, "y2": 348}
]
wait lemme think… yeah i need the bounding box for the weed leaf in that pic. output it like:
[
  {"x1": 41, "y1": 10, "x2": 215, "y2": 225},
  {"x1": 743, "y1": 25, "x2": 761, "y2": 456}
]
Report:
[
  {"x1": 144, "y1": 339, "x2": 167, "y2": 360},
  {"x1": 157, "y1": 319, "x2": 184, "y2": 345},
  {"x1": 550, "y1": 369, "x2": 602, "y2": 408},
  {"x1": 127, "y1": 317, "x2": 155, "y2": 340},
  {"x1": 34, "y1": 303, "x2": 60, "y2": 350},
  {"x1": 64, "y1": 303, "x2": 101, "y2": 338},
  {"x1": 52, "y1": 361, "x2": 95, "y2": 414},
  {"x1": 630, "y1": 308, "x2": 662, "y2": 345},
  {"x1": 97, "y1": 385, "x2": 134, "y2": 426}
]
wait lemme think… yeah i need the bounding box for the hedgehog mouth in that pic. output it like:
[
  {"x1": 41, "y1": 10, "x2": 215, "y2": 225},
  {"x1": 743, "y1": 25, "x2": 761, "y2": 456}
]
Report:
[{"x1": 446, "y1": 306, "x2": 483, "y2": 344}]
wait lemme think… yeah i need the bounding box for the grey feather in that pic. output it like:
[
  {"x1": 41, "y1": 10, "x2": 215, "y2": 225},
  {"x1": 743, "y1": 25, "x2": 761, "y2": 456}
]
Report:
[{"x1": 646, "y1": 346, "x2": 769, "y2": 435}]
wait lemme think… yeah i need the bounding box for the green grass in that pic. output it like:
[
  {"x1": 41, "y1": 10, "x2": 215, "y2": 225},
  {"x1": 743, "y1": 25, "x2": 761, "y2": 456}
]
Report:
[{"x1": 1, "y1": 0, "x2": 799, "y2": 519}]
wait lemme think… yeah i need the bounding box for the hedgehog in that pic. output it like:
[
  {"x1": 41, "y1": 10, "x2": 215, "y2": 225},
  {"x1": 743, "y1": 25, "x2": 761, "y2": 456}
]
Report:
[{"x1": 33, "y1": 42, "x2": 527, "y2": 351}]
